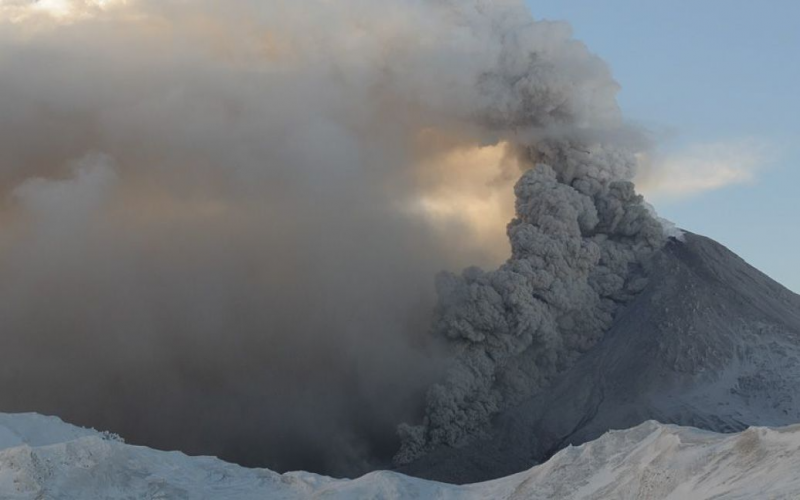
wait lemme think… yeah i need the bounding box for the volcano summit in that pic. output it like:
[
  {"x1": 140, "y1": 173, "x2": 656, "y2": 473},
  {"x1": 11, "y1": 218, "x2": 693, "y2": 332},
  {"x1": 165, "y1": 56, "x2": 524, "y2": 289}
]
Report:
[{"x1": 400, "y1": 231, "x2": 800, "y2": 483}]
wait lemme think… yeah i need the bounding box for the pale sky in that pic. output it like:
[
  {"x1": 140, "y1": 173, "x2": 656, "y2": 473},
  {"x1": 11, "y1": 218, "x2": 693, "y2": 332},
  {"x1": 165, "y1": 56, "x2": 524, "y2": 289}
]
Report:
[{"x1": 529, "y1": 0, "x2": 800, "y2": 292}]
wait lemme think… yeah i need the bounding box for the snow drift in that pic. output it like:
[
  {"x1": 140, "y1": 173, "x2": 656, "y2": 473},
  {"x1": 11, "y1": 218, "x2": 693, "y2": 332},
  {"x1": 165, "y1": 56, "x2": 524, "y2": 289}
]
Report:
[{"x1": 2, "y1": 412, "x2": 800, "y2": 499}]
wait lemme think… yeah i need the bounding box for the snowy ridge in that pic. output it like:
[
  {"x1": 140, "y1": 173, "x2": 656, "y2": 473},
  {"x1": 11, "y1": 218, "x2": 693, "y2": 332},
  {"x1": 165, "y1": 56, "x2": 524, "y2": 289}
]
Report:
[{"x1": 0, "y1": 413, "x2": 799, "y2": 499}]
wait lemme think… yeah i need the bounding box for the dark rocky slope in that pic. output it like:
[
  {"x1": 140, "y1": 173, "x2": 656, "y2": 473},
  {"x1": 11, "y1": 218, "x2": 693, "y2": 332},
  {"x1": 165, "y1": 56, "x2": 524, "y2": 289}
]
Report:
[{"x1": 400, "y1": 232, "x2": 800, "y2": 483}]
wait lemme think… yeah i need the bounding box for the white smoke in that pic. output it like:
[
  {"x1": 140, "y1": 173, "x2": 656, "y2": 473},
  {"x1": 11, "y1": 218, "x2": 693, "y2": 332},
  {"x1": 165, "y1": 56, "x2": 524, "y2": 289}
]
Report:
[{"x1": 0, "y1": 0, "x2": 667, "y2": 475}]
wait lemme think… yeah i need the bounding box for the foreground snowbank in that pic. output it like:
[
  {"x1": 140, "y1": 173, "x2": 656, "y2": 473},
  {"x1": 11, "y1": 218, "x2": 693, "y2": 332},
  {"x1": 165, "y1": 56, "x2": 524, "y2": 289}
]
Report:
[{"x1": 0, "y1": 413, "x2": 798, "y2": 499}]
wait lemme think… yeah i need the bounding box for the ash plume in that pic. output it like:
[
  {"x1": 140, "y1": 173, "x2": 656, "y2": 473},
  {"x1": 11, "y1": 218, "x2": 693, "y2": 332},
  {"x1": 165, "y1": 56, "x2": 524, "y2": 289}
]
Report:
[
  {"x1": 0, "y1": 0, "x2": 669, "y2": 475},
  {"x1": 396, "y1": 142, "x2": 666, "y2": 464}
]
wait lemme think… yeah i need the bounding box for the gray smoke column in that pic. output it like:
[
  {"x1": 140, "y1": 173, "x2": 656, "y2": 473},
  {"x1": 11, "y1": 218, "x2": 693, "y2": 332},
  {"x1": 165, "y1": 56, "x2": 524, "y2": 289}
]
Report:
[
  {"x1": 0, "y1": 0, "x2": 669, "y2": 475},
  {"x1": 396, "y1": 142, "x2": 667, "y2": 463},
  {"x1": 388, "y1": 3, "x2": 672, "y2": 463}
]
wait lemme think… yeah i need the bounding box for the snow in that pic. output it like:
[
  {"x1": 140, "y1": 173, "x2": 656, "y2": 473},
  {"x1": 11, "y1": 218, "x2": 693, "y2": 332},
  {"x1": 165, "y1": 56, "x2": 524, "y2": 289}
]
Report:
[
  {"x1": 0, "y1": 413, "x2": 97, "y2": 450},
  {"x1": 0, "y1": 413, "x2": 799, "y2": 499}
]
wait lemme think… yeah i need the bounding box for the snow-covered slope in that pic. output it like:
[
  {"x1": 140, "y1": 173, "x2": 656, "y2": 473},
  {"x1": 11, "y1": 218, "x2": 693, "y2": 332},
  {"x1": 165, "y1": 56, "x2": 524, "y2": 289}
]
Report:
[{"x1": 1, "y1": 413, "x2": 799, "y2": 499}]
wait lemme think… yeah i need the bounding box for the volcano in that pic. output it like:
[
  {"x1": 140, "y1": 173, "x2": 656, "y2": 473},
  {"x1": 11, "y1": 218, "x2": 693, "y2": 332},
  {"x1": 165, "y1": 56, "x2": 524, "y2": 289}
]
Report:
[{"x1": 399, "y1": 232, "x2": 800, "y2": 483}]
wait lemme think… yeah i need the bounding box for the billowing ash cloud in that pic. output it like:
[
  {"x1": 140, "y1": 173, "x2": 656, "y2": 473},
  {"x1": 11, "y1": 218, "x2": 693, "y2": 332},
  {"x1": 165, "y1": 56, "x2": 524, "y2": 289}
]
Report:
[
  {"x1": 396, "y1": 142, "x2": 666, "y2": 464},
  {"x1": 0, "y1": 0, "x2": 667, "y2": 475}
]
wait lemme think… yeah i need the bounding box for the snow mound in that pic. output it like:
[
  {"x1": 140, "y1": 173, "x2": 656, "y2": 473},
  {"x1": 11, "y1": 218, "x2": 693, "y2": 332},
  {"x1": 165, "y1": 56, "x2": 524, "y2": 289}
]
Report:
[
  {"x1": 0, "y1": 413, "x2": 799, "y2": 499},
  {"x1": 0, "y1": 413, "x2": 97, "y2": 451}
]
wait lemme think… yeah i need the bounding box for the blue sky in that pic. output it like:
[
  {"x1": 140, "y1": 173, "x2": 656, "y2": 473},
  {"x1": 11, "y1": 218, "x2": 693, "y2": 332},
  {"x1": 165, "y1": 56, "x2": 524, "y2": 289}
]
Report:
[{"x1": 527, "y1": 0, "x2": 800, "y2": 292}]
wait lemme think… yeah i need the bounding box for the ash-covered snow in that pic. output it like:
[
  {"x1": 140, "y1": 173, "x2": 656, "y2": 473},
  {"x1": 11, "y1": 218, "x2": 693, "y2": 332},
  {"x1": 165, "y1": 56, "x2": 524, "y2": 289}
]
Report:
[{"x1": 1, "y1": 412, "x2": 800, "y2": 499}]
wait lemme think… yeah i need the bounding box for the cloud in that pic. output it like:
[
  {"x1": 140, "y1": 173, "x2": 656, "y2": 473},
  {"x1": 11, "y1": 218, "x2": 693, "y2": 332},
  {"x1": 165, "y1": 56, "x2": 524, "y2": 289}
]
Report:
[
  {"x1": 0, "y1": 0, "x2": 632, "y2": 476},
  {"x1": 636, "y1": 138, "x2": 775, "y2": 200},
  {"x1": 0, "y1": 0, "x2": 662, "y2": 477}
]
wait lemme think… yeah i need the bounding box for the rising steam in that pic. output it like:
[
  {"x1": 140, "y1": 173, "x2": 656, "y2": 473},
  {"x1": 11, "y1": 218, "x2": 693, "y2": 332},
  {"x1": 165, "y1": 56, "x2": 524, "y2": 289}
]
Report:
[{"x1": 0, "y1": 0, "x2": 668, "y2": 476}]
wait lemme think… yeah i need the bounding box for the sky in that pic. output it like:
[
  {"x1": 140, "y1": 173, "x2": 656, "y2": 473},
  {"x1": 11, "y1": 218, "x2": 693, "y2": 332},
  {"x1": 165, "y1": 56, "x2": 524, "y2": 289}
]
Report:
[{"x1": 529, "y1": 0, "x2": 800, "y2": 292}]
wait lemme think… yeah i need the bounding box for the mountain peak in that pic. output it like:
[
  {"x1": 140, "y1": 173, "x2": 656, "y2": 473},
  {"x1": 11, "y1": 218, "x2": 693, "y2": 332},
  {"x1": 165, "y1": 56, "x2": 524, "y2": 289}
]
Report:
[{"x1": 399, "y1": 232, "x2": 800, "y2": 483}]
